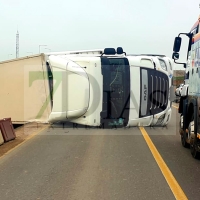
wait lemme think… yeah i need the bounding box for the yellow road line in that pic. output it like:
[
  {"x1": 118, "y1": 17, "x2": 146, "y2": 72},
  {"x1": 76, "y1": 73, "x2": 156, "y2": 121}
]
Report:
[
  {"x1": 172, "y1": 105, "x2": 178, "y2": 109},
  {"x1": 139, "y1": 127, "x2": 188, "y2": 200},
  {"x1": 0, "y1": 126, "x2": 48, "y2": 159}
]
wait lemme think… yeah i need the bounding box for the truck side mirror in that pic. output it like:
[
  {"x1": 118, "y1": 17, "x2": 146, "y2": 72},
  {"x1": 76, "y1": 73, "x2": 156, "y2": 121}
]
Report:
[
  {"x1": 173, "y1": 37, "x2": 182, "y2": 52},
  {"x1": 172, "y1": 52, "x2": 179, "y2": 60}
]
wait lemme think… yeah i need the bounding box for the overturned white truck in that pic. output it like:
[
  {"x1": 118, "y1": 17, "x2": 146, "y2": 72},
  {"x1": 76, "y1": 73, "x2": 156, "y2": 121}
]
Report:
[{"x1": 0, "y1": 47, "x2": 173, "y2": 127}]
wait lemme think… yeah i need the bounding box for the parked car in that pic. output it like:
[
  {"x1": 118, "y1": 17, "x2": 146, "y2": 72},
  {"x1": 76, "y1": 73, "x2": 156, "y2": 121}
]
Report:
[{"x1": 175, "y1": 83, "x2": 184, "y2": 96}]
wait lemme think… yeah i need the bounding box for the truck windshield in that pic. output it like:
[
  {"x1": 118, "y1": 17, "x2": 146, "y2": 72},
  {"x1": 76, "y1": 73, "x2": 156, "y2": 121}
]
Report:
[{"x1": 101, "y1": 57, "x2": 130, "y2": 126}]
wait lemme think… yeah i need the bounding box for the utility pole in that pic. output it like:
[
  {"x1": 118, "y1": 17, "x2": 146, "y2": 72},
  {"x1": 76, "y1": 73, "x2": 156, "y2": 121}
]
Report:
[{"x1": 16, "y1": 30, "x2": 19, "y2": 58}]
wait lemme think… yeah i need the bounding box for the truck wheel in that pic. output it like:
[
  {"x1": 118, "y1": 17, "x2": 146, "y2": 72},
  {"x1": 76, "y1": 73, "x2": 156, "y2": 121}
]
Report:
[
  {"x1": 189, "y1": 120, "x2": 200, "y2": 159},
  {"x1": 181, "y1": 132, "x2": 190, "y2": 148},
  {"x1": 180, "y1": 115, "x2": 190, "y2": 148}
]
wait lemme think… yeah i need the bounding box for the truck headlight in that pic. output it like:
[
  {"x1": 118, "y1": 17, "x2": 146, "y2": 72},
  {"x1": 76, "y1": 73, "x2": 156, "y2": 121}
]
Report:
[{"x1": 159, "y1": 59, "x2": 167, "y2": 71}]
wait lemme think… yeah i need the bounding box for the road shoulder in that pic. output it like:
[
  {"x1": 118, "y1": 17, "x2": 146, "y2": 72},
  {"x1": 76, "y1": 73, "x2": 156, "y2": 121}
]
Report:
[{"x1": 0, "y1": 122, "x2": 49, "y2": 158}]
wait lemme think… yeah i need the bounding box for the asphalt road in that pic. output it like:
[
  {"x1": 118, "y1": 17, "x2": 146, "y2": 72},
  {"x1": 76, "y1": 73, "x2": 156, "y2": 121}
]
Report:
[{"x1": 0, "y1": 104, "x2": 200, "y2": 200}]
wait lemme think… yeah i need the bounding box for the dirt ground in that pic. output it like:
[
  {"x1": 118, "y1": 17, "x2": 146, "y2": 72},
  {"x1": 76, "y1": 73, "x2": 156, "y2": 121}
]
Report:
[{"x1": 0, "y1": 123, "x2": 49, "y2": 158}]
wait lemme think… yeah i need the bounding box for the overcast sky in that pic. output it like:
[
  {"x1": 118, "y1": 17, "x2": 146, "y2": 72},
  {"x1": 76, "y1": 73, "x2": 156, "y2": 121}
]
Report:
[{"x1": 0, "y1": 0, "x2": 199, "y2": 69}]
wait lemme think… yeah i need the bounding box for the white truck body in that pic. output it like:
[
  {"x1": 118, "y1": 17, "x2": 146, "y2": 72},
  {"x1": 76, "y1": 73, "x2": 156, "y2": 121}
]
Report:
[
  {"x1": 0, "y1": 47, "x2": 173, "y2": 126},
  {"x1": 172, "y1": 14, "x2": 200, "y2": 158}
]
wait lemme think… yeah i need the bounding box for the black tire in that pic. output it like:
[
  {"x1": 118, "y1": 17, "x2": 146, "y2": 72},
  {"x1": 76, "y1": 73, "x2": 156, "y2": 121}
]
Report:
[
  {"x1": 189, "y1": 120, "x2": 200, "y2": 159},
  {"x1": 190, "y1": 137, "x2": 200, "y2": 159},
  {"x1": 181, "y1": 132, "x2": 190, "y2": 148},
  {"x1": 180, "y1": 115, "x2": 190, "y2": 148}
]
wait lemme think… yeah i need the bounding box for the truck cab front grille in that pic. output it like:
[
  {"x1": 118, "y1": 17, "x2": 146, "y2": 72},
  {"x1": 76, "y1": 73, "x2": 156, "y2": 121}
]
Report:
[{"x1": 140, "y1": 68, "x2": 169, "y2": 117}]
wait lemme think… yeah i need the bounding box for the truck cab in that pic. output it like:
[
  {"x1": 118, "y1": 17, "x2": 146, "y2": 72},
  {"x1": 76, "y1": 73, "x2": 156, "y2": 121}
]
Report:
[
  {"x1": 172, "y1": 15, "x2": 200, "y2": 158},
  {"x1": 46, "y1": 47, "x2": 172, "y2": 127}
]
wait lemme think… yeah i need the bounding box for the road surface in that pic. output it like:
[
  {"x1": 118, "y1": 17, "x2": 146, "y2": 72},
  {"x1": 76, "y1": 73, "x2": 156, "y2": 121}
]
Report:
[{"x1": 0, "y1": 104, "x2": 200, "y2": 200}]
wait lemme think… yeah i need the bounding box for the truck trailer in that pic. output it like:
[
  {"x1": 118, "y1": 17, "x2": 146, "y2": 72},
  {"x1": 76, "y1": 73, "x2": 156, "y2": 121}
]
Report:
[
  {"x1": 0, "y1": 54, "x2": 51, "y2": 124},
  {"x1": 0, "y1": 47, "x2": 173, "y2": 127}
]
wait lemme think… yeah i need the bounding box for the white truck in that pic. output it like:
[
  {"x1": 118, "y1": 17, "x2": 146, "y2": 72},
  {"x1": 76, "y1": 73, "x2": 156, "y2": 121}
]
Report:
[
  {"x1": 0, "y1": 47, "x2": 173, "y2": 127},
  {"x1": 172, "y1": 14, "x2": 200, "y2": 158}
]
